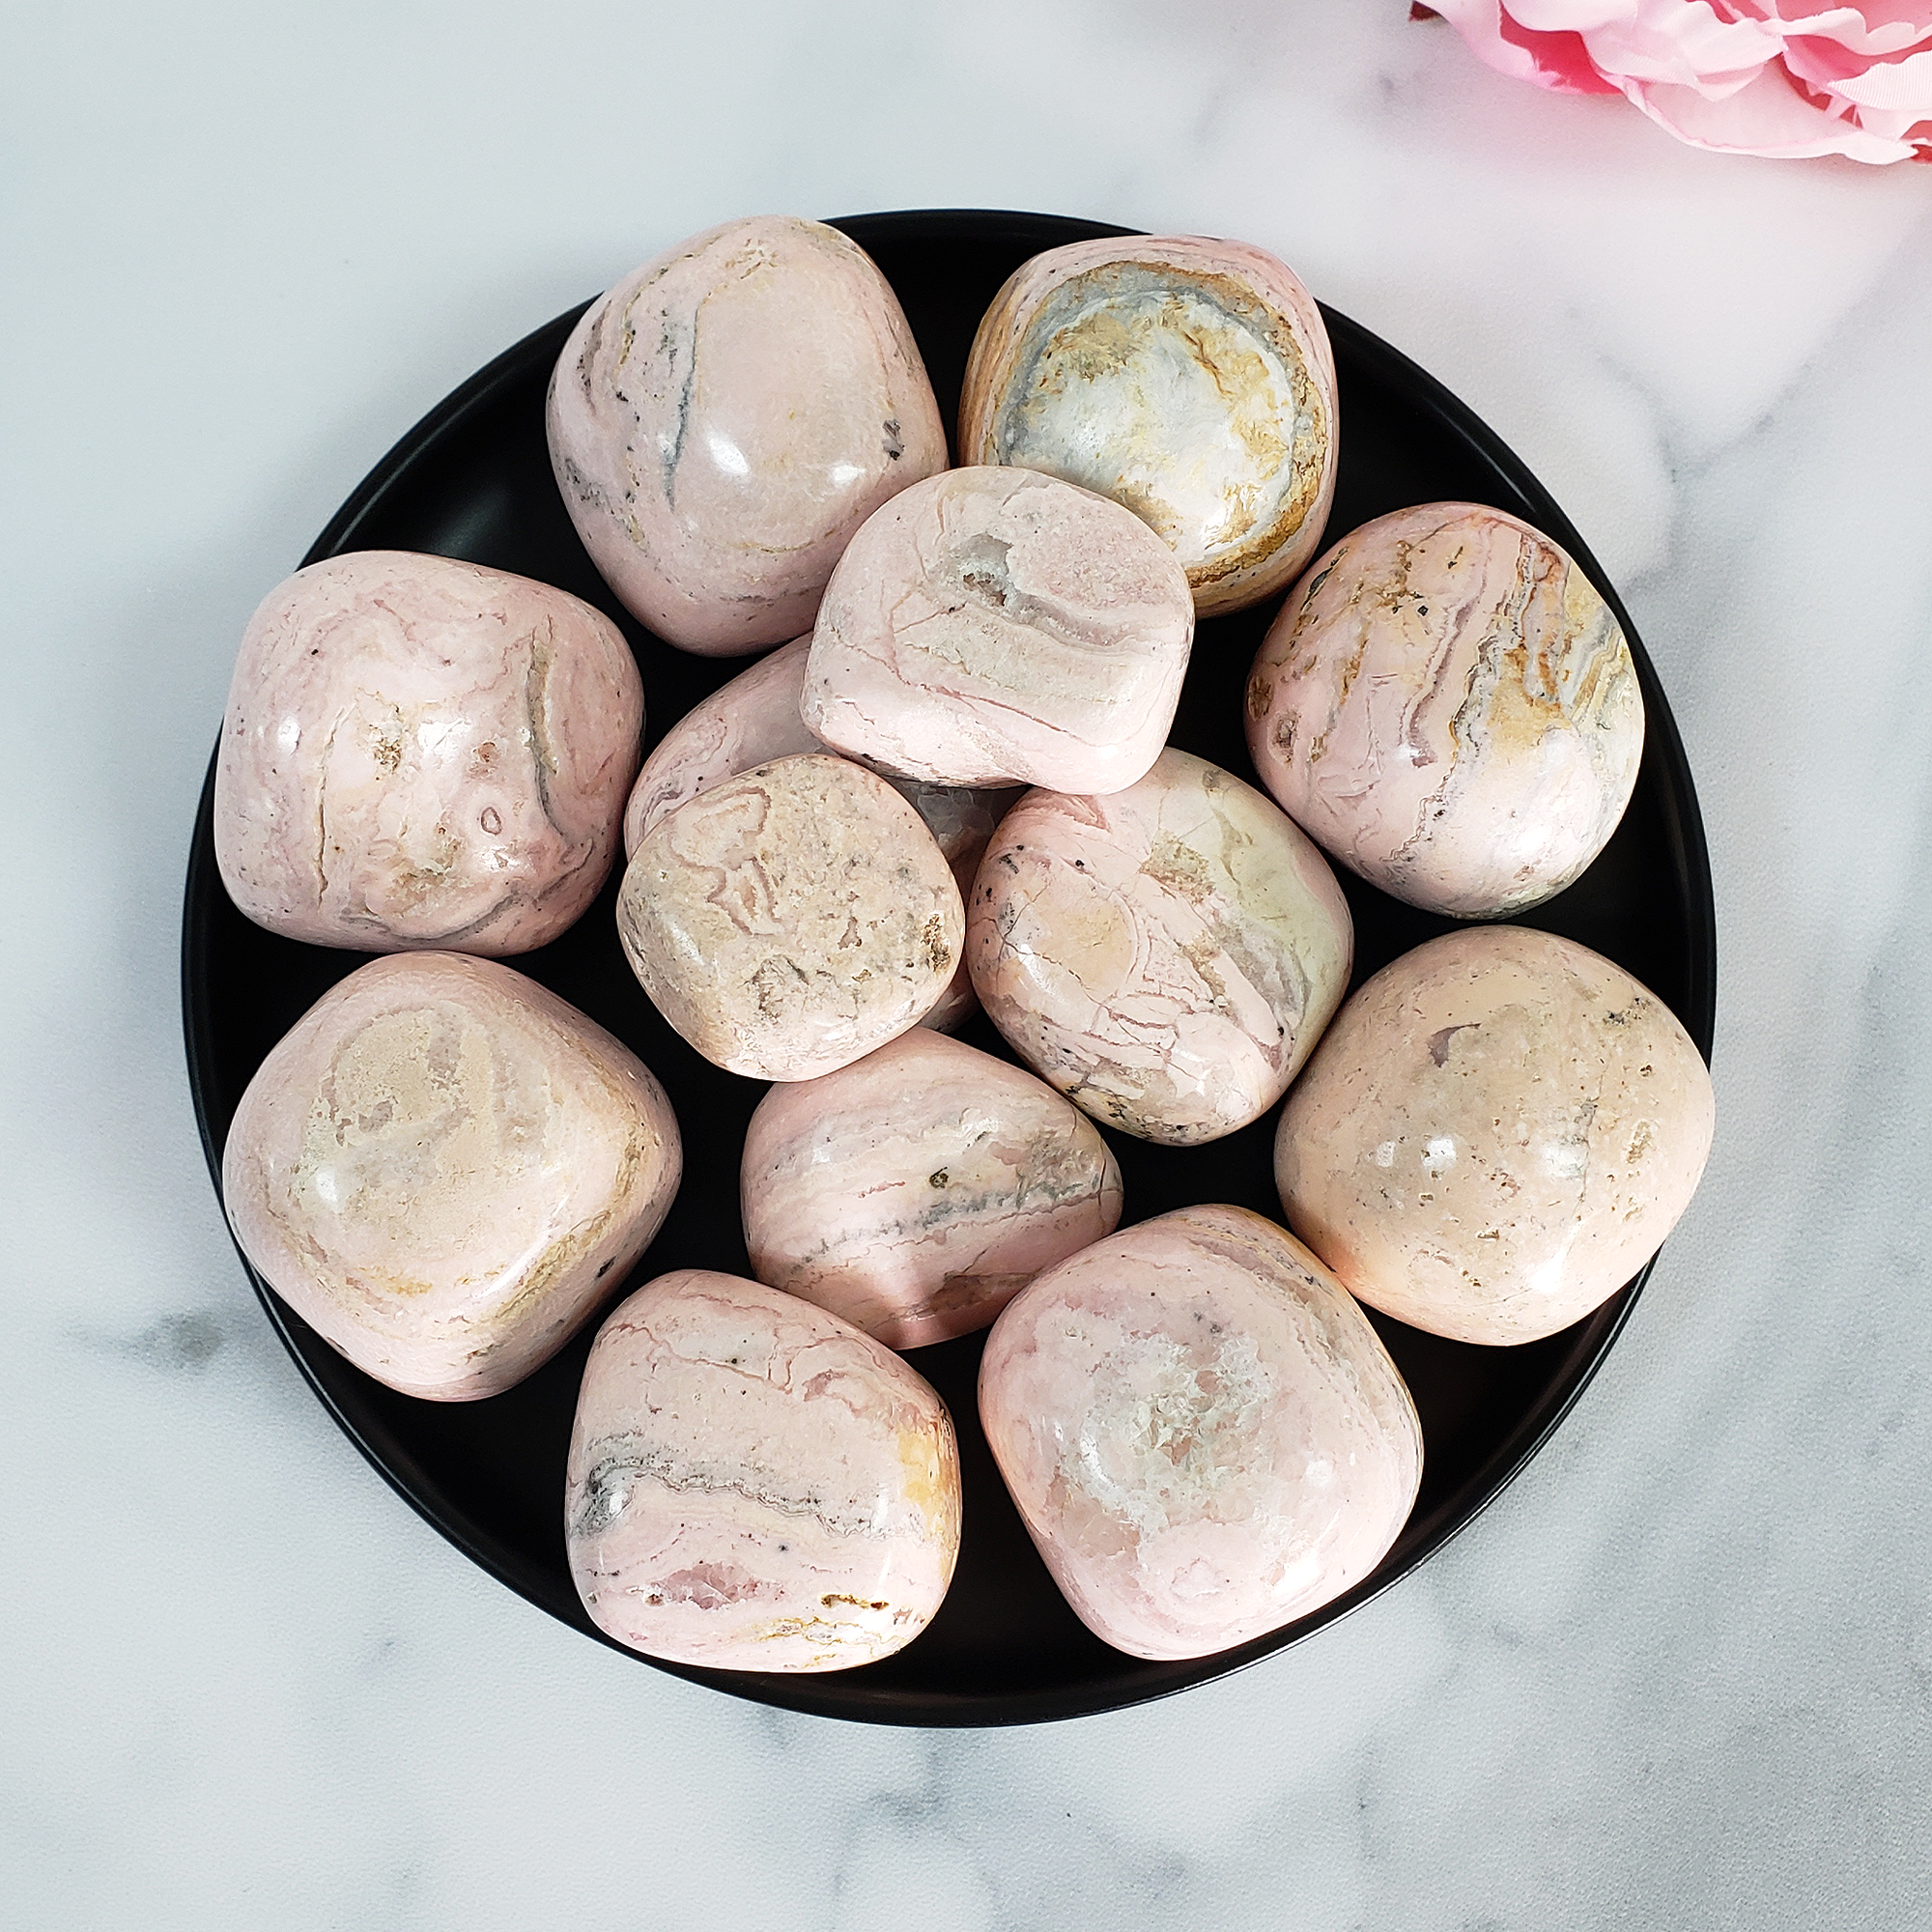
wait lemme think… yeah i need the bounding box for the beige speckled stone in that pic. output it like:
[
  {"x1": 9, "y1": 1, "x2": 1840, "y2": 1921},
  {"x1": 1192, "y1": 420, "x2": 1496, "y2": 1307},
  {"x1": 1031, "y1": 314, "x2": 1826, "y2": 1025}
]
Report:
[
  {"x1": 1276, "y1": 925, "x2": 1715, "y2": 1347},
  {"x1": 1246, "y1": 503, "x2": 1644, "y2": 919},
  {"x1": 803, "y1": 467, "x2": 1194, "y2": 794},
  {"x1": 959, "y1": 235, "x2": 1338, "y2": 617},
  {"x1": 221, "y1": 953, "x2": 681, "y2": 1400},
  {"x1": 968, "y1": 750, "x2": 1352, "y2": 1146},
  {"x1": 619, "y1": 637, "x2": 1014, "y2": 1032},
  {"x1": 617, "y1": 753, "x2": 964, "y2": 1081},
  {"x1": 548, "y1": 215, "x2": 947, "y2": 656},
  {"x1": 742, "y1": 1028, "x2": 1124, "y2": 1350},
  {"x1": 566, "y1": 1269, "x2": 961, "y2": 1671},
  {"x1": 979, "y1": 1205, "x2": 1421, "y2": 1661},
  {"x1": 213, "y1": 551, "x2": 642, "y2": 955}
]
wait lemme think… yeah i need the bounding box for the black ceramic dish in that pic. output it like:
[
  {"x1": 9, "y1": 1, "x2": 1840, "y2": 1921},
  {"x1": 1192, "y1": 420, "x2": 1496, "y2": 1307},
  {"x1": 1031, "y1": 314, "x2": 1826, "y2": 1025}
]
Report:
[{"x1": 182, "y1": 210, "x2": 1716, "y2": 1726}]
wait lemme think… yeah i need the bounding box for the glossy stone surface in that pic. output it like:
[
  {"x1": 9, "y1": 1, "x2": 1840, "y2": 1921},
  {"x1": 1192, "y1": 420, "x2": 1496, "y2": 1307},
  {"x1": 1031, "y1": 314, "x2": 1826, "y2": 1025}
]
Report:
[
  {"x1": 221, "y1": 953, "x2": 681, "y2": 1400},
  {"x1": 214, "y1": 551, "x2": 642, "y2": 955},
  {"x1": 979, "y1": 1205, "x2": 1422, "y2": 1662},
  {"x1": 1246, "y1": 502, "x2": 1644, "y2": 919},
  {"x1": 802, "y1": 467, "x2": 1194, "y2": 794},
  {"x1": 619, "y1": 637, "x2": 1013, "y2": 1032},
  {"x1": 565, "y1": 1269, "x2": 961, "y2": 1671},
  {"x1": 958, "y1": 235, "x2": 1338, "y2": 617},
  {"x1": 742, "y1": 1029, "x2": 1124, "y2": 1350},
  {"x1": 1276, "y1": 925, "x2": 1715, "y2": 1347},
  {"x1": 547, "y1": 215, "x2": 947, "y2": 656},
  {"x1": 617, "y1": 753, "x2": 964, "y2": 1081},
  {"x1": 968, "y1": 750, "x2": 1353, "y2": 1145}
]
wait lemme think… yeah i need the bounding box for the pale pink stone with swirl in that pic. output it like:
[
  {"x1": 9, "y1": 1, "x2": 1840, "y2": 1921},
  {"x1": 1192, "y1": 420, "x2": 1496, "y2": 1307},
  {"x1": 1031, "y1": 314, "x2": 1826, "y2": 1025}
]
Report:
[
  {"x1": 979, "y1": 1205, "x2": 1421, "y2": 1661},
  {"x1": 958, "y1": 236, "x2": 1338, "y2": 616},
  {"x1": 617, "y1": 754, "x2": 964, "y2": 1082},
  {"x1": 1277, "y1": 925, "x2": 1715, "y2": 1347},
  {"x1": 214, "y1": 551, "x2": 642, "y2": 955},
  {"x1": 968, "y1": 750, "x2": 1352, "y2": 1146},
  {"x1": 1246, "y1": 503, "x2": 1643, "y2": 920},
  {"x1": 222, "y1": 953, "x2": 681, "y2": 1401},
  {"x1": 548, "y1": 215, "x2": 947, "y2": 656},
  {"x1": 566, "y1": 1269, "x2": 961, "y2": 1671},
  {"x1": 803, "y1": 467, "x2": 1194, "y2": 794},
  {"x1": 742, "y1": 1029, "x2": 1123, "y2": 1350},
  {"x1": 619, "y1": 637, "x2": 1014, "y2": 1031}
]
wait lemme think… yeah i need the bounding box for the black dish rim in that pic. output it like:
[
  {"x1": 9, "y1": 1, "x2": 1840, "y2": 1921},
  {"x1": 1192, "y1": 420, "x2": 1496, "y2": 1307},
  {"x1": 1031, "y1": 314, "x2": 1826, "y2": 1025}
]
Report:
[{"x1": 182, "y1": 208, "x2": 1716, "y2": 1727}]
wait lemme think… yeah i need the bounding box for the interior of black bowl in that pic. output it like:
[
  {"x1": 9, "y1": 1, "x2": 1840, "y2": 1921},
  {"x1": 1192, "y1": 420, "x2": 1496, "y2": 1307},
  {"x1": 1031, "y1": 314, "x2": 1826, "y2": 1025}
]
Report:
[{"x1": 182, "y1": 209, "x2": 1716, "y2": 1726}]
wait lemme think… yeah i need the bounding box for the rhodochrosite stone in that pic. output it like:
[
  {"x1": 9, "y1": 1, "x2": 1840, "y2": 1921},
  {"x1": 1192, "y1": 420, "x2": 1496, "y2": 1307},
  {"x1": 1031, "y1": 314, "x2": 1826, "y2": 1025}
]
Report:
[
  {"x1": 565, "y1": 1269, "x2": 961, "y2": 1671},
  {"x1": 616, "y1": 754, "x2": 964, "y2": 1081},
  {"x1": 968, "y1": 750, "x2": 1352, "y2": 1145},
  {"x1": 547, "y1": 215, "x2": 947, "y2": 656},
  {"x1": 620, "y1": 637, "x2": 1013, "y2": 1031},
  {"x1": 1245, "y1": 503, "x2": 1643, "y2": 919},
  {"x1": 979, "y1": 1206, "x2": 1422, "y2": 1661},
  {"x1": 214, "y1": 551, "x2": 641, "y2": 955},
  {"x1": 958, "y1": 235, "x2": 1338, "y2": 617},
  {"x1": 741, "y1": 1028, "x2": 1124, "y2": 1350},
  {"x1": 222, "y1": 953, "x2": 681, "y2": 1400},
  {"x1": 1276, "y1": 925, "x2": 1716, "y2": 1347},
  {"x1": 802, "y1": 467, "x2": 1194, "y2": 794}
]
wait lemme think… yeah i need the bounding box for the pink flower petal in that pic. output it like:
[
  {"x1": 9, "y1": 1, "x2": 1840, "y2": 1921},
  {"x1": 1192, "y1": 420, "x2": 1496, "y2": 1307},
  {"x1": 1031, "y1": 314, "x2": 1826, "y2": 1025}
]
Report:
[{"x1": 1428, "y1": 0, "x2": 1624, "y2": 90}]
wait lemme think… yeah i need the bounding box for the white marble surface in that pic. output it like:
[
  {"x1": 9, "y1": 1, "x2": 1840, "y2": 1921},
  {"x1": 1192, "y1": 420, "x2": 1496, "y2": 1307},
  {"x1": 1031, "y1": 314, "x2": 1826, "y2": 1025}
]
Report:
[{"x1": 5, "y1": 3, "x2": 1930, "y2": 1924}]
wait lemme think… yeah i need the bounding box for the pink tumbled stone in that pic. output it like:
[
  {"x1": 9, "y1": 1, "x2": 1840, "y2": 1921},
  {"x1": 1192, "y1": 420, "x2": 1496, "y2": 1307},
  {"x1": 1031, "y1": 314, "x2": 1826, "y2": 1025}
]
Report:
[
  {"x1": 214, "y1": 551, "x2": 642, "y2": 955},
  {"x1": 979, "y1": 1206, "x2": 1422, "y2": 1661},
  {"x1": 1276, "y1": 925, "x2": 1715, "y2": 1347},
  {"x1": 222, "y1": 953, "x2": 681, "y2": 1401},
  {"x1": 802, "y1": 467, "x2": 1195, "y2": 794},
  {"x1": 968, "y1": 750, "x2": 1353, "y2": 1145},
  {"x1": 548, "y1": 215, "x2": 947, "y2": 656},
  {"x1": 959, "y1": 235, "x2": 1338, "y2": 617},
  {"x1": 1245, "y1": 503, "x2": 1644, "y2": 919},
  {"x1": 616, "y1": 753, "x2": 964, "y2": 1082},
  {"x1": 619, "y1": 637, "x2": 1014, "y2": 1032},
  {"x1": 566, "y1": 1269, "x2": 961, "y2": 1671},
  {"x1": 621, "y1": 639, "x2": 823, "y2": 858},
  {"x1": 742, "y1": 1028, "x2": 1124, "y2": 1350}
]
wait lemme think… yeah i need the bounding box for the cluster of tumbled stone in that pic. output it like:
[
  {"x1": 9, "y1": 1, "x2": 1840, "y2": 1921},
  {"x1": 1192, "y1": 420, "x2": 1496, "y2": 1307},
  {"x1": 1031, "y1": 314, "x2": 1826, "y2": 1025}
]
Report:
[{"x1": 213, "y1": 213, "x2": 1713, "y2": 1683}]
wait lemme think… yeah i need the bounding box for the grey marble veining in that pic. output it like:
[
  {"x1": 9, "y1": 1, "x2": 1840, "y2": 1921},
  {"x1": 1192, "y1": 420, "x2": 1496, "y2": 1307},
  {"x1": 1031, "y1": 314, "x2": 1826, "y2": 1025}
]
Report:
[{"x1": 5, "y1": 3, "x2": 1930, "y2": 1926}]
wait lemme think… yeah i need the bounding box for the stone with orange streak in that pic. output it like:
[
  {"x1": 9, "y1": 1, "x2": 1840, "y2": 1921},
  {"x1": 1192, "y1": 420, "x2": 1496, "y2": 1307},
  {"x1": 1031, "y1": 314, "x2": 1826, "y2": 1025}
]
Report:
[
  {"x1": 566, "y1": 1269, "x2": 961, "y2": 1671},
  {"x1": 1245, "y1": 502, "x2": 1643, "y2": 919}
]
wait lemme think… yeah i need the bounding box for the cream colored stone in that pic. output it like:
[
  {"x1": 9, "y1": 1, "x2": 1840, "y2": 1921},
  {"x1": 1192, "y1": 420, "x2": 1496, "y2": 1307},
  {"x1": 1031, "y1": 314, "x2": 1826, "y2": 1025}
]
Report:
[
  {"x1": 1246, "y1": 502, "x2": 1644, "y2": 919},
  {"x1": 742, "y1": 1028, "x2": 1123, "y2": 1350},
  {"x1": 803, "y1": 467, "x2": 1194, "y2": 794},
  {"x1": 958, "y1": 235, "x2": 1338, "y2": 616},
  {"x1": 221, "y1": 953, "x2": 681, "y2": 1400},
  {"x1": 214, "y1": 551, "x2": 641, "y2": 955},
  {"x1": 979, "y1": 1205, "x2": 1421, "y2": 1661},
  {"x1": 968, "y1": 750, "x2": 1352, "y2": 1145},
  {"x1": 616, "y1": 753, "x2": 964, "y2": 1081},
  {"x1": 566, "y1": 1268, "x2": 961, "y2": 1671},
  {"x1": 1276, "y1": 925, "x2": 1715, "y2": 1346},
  {"x1": 548, "y1": 215, "x2": 947, "y2": 656},
  {"x1": 619, "y1": 637, "x2": 1013, "y2": 1032}
]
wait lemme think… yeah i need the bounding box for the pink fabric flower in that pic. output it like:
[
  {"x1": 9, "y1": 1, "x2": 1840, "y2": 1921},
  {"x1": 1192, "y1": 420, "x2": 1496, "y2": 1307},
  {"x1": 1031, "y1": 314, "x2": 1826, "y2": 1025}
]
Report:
[{"x1": 1424, "y1": 2, "x2": 1932, "y2": 160}]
